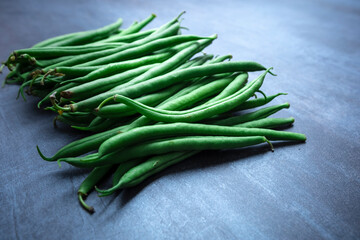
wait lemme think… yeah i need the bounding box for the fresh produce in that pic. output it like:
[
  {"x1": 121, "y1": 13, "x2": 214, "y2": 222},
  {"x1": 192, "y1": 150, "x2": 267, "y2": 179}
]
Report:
[{"x1": 2, "y1": 12, "x2": 306, "y2": 214}]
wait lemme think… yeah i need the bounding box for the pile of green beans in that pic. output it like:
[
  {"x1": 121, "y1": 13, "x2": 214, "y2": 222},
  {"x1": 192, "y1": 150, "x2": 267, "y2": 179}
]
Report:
[{"x1": 2, "y1": 13, "x2": 306, "y2": 214}]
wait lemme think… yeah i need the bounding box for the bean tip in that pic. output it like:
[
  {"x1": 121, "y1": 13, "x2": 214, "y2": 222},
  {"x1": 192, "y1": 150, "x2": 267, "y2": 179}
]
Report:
[
  {"x1": 78, "y1": 193, "x2": 95, "y2": 214},
  {"x1": 36, "y1": 145, "x2": 53, "y2": 161}
]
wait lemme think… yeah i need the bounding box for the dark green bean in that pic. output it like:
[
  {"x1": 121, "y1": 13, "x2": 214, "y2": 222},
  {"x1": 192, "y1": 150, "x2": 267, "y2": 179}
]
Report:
[
  {"x1": 59, "y1": 52, "x2": 173, "y2": 85},
  {"x1": 78, "y1": 165, "x2": 113, "y2": 213},
  {"x1": 209, "y1": 102, "x2": 291, "y2": 126},
  {"x1": 97, "y1": 68, "x2": 272, "y2": 123},
  {"x1": 235, "y1": 117, "x2": 295, "y2": 129},
  {"x1": 75, "y1": 34, "x2": 213, "y2": 67},
  {"x1": 95, "y1": 83, "x2": 187, "y2": 118},
  {"x1": 36, "y1": 72, "x2": 233, "y2": 161},
  {"x1": 61, "y1": 63, "x2": 159, "y2": 101},
  {"x1": 64, "y1": 61, "x2": 269, "y2": 112},
  {"x1": 93, "y1": 28, "x2": 156, "y2": 44},
  {"x1": 51, "y1": 18, "x2": 123, "y2": 47},
  {"x1": 59, "y1": 136, "x2": 272, "y2": 168},
  {"x1": 43, "y1": 22, "x2": 181, "y2": 71},
  {"x1": 97, "y1": 152, "x2": 197, "y2": 195},
  {"x1": 117, "y1": 14, "x2": 156, "y2": 36},
  {"x1": 98, "y1": 122, "x2": 305, "y2": 156},
  {"x1": 12, "y1": 44, "x2": 124, "y2": 58}
]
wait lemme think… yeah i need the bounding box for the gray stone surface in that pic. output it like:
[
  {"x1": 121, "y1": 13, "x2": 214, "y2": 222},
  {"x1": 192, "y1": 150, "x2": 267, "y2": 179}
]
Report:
[{"x1": 0, "y1": 0, "x2": 359, "y2": 239}]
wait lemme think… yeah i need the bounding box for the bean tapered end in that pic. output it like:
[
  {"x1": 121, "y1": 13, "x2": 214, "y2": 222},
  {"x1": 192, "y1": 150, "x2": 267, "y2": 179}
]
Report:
[
  {"x1": 60, "y1": 90, "x2": 73, "y2": 99},
  {"x1": 78, "y1": 193, "x2": 95, "y2": 214}
]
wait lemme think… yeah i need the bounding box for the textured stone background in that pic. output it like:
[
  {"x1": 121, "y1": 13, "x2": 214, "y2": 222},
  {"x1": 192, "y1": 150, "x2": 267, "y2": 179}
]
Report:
[{"x1": 0, "y1": 0, "x2": 359, "y2": 239}]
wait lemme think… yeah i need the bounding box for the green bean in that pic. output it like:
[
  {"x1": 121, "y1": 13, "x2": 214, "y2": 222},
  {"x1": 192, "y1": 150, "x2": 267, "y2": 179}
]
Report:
[
  {"x1": 105, "y1": 158, "x2": 145, "y2": 193},
  {"x1": 42, "y1": 22, "x2": 181, "y2": 71},
  {"x1": 97, "y1": 68, "x2": 272, "y2": 122},
  {"x1": 12, "y1": 44, "x2": 124, "y2": 58},
  {"x1": 49, "y1": 66, "x2": 105, "y2": 78},
  {"x1": 37, "y1": 55, "x2": 235, "y2": 161},
  {"x1": 50, "y1": 18, "x2": 123, "y2": 47},
  {"x1": 59, "y1": 136, "x2": 273, "y2": 168},
  {"x1": 98, "y1": 122, "x2": 305, "y2": 156},
  {"x1": 101, "y1": 118, "x2": 296, "y2": 194},
  {"x1": 32, "y1": 32, "x2": 83, "y2": 48},
  {"x1": 209, "y1": 102, "x2": 291, "y2": 126},
  {"x1": 50, "y1": 40, "x2": 192, "y2": 86},
  {"x1": 37, "y1": 82, "x2": 78, "y2": 108},
  {"x1": 29, "y1": 89, "x2": 49, "y2": 98},
  {"x1": 160, "y1": 54, "x2": 231, "y2": 105},
  {"x1": 79, "y1": 41, "x2": 210, "y2": 103},
  {"x1": 72, "y1": 118, "x2": 119, "y2": 132},
  {"x1": 36, "y1": 56, "x2": 74, "y2": 68},
  {"x1": 61, "y1": 63, "x2": 159, "y2": 101},
  {"x1": 234, "y1": 93, "x2": 287, "y2": 111},
  {"x1": 93, "y1": 28, "x2": 156, "y2": 44},
  {"x1": 59, "y1": 52, "x2": 173, "y2": 85},
  {"x1": 65, "y1": 61, "x2": 269, "y2": 112},
  {"x1": 196, "y1": 72, "x2": 248, "y2": 106},
  {"x1": 78, "y1": 165, "x2": 113, "y2": 213},
  {"x1": 117, "y1": 14, "x2": 156, "y2": 36},
  {"x1": 95, "y1": 83, "x2": 187, "y2": 118},
  {"x1": 36, "y1": 73, "x2": 234, "y2": 161},
  {"x1": 235, "y1": 117, "x2": 295, "y2": 129},
  {"x1": 75, "y1": 34, "x2": 213, "y2": 67},
  {"x1": 98, "y1": 152, "x2": 197, "y2": 195},
  {"x1": 55, "y1": 112, "x2": 96, "y2": 127}
]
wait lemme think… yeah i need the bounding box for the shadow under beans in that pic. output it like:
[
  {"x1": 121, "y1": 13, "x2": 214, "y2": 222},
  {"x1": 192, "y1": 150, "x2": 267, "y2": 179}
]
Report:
[
  {"x1": 118, "y1": 141, "x2": 304, "y2": 207},
  {"x1": 47, "y1": 165, "x2": 91, "y2": 179}
]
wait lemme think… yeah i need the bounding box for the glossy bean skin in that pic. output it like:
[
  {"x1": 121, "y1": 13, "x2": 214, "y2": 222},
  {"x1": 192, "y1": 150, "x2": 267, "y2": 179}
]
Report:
[
  {"x1": 107, "y1": 38, "x2": 216, "y2": 91},
  {"x1": 69, "y1": 61, "x2": 269, "y2": 112},
  {"x1": 75, "y1": 34, "x2": 213, "y2": 67},
  {"x1": 12, "y1": 44, "x2": 124, "y2": 58},
  {"x1": 60, "y1": 39, "x2": 213, "y2": 100},
  {"x1": 60, "y1": 52, "x2": 173, "y2": 85},
  {"x1": 42, "y1": 22, "x2": 181, "y2": 71},
  {"x1": 234, "y1": 92, "x2": 288, "y2": 111},
  {"x1": 32, "y1": 31, "x2": 82, "y2": 48},
  {"x1": 78, "y1": 165, "x2": 113, "y2": 213},
  {"x1": 36, "y1": 74, "x2": 233, "y2": 161},
  {"x1": 61, "y1": 63, "x2": 159, "y2": 101},
  {"x1": 209, "y1": 102, "x2": 291, "y2": 126},
  {"x1": 95, "y1": 83, "x2": 186, "y2": 118},
  {"x1": 235, "y1": 117, "x2": 295, "y2": 129},
  {"x1": 59, "y1": 136, "x2": 271, "y2": 168},
  {"x1": 98, "y1": 122, "x2": 306, "y2": 156},
  {"x1": 31, "y1": 17, "x2": 123, "y2": 48},
  {"x1": 93, "y1": 28, "x2": 155, "y2": 44},
  {"x1": 50, "y1": 18, "x2": 123, "y2": 47},
  {"x1": 98, "y1": 68, "x2": 272, "y2": 122},
  {"x1": 117, "y1": 14, "x2": 156, "y2": 36},
  {"x1": 97, "y1": 152, "x2": 197, "y2": 195}
]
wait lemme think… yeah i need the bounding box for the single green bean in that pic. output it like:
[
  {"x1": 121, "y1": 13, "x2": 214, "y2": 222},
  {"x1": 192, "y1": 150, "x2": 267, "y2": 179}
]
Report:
[
  {"x1": 59, "y1": 136, "x2": 272, "y2": 168},
  {"x1": 51, "y1": 18, "x2": 123, "y2": 47},
  {"x1": 235, "y1": 117, "x2": 295, "y2": 129},
  {"x1": 97, "y1": 152, "x2": 197, "y2": 195},
  {"x1": 117, "y1": 14, "x2": 156, "y2": 36},
  {"x1": 78, "y1": 165, "x2": 113, "y2": 213},
  {"x1": 93, "y1": 28, "x2": 156, "y2": 44},
  {"x1": 209, "y1": 102, "x2": 291, "y2": 126}
]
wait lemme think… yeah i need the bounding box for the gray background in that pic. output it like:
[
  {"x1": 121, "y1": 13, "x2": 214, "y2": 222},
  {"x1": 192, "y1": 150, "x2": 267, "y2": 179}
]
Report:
[{"x1": 0, "y1": 0, "x2": 359, "y2": 239}]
